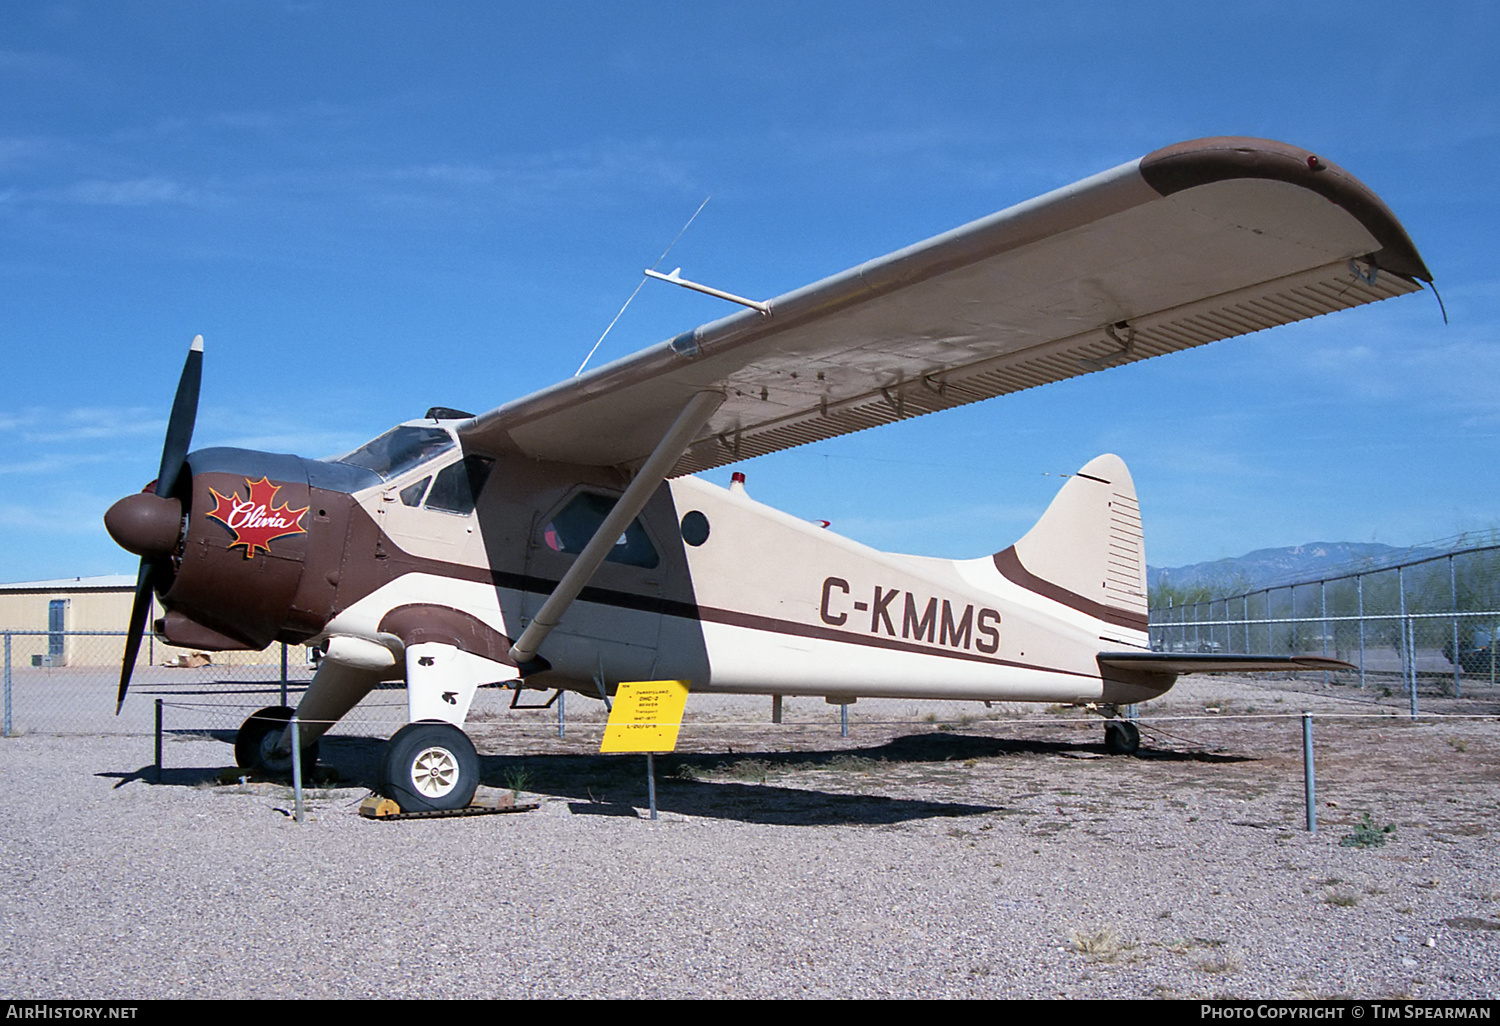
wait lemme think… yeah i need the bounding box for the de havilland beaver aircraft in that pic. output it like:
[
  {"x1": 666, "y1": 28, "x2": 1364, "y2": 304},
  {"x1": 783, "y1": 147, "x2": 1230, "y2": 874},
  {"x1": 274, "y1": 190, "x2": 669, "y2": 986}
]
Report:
[{"x1": 104, "y1": 137, "x2": 1430, "y2": 812}]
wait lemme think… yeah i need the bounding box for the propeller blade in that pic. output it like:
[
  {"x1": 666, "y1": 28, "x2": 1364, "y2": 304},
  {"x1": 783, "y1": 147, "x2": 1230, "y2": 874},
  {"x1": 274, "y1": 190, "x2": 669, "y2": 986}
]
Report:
[
  {"x1": 116, "y1": 335, "x2": 203, "y2": 713},
  {"x1": 117, "y1": 560, "x2": 155, "y2": 714},
  {"x1": 154, "y1": 335, "x2": 203, "y2": 498}
]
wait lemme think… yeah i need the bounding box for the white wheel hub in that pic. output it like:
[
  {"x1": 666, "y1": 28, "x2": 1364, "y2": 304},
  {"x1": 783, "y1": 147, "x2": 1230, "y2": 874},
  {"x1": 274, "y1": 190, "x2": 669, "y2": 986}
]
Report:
[{"x1": 410, "y1": 745, "x2": 460, "y2": 798}]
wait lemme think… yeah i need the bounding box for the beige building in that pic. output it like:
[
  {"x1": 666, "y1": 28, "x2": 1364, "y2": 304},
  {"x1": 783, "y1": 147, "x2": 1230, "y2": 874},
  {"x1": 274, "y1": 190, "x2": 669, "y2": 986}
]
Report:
[{"x1": 0, "y1": 576, "x2": 298, "y2": 669}]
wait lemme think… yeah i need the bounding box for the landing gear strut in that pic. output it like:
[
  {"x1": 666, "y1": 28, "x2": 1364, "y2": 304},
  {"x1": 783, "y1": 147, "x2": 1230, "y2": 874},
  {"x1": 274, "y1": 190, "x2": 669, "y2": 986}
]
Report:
[
  {"x1": 234, "y1": 706, "x2": 320, "y2": 775},
  {"x1": 1104, "y1": 719, "x2": 1140, "y2": 756},
  {"x1": 378, "y1": 721, "x2": 480, "y2": 813}
]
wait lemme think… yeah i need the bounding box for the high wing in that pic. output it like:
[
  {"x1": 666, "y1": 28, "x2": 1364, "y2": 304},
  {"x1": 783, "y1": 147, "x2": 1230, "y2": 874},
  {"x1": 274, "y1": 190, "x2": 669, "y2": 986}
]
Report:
[{"x1": 459, "y1": 137, "x2": 1430, "y2": 473}]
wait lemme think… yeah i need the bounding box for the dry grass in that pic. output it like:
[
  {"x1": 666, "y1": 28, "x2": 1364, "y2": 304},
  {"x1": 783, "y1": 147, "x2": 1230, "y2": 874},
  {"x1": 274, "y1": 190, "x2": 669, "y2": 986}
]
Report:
[{"x1": 1067, "y1": 927, "x2": 1138, "y2": 962}]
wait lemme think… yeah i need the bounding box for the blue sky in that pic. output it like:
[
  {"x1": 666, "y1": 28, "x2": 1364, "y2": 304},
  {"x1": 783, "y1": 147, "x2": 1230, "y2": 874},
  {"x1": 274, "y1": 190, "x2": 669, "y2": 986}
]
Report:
[{"x1": 1, "y1": 1, "x2": 1496, "y2": 583}]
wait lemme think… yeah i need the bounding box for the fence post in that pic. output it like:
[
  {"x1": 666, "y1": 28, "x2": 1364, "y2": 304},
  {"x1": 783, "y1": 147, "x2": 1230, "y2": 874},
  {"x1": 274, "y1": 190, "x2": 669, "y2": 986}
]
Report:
[
  {"x1": 557, "y1": 689, "x2": 566, "y2": 739},
  {"x1": 1288, "y1": 584, "x2": 1299, "y2": 678},
  {"x1": 1265, "y1": 589, "x2": 1272, "y2": 655},
  {"x1": 1320, "y1": 580, "x2": 1329, "y2": 686},
  {"x1": 279, "y1": 642, "x2": 288, "y2": 707},
  {"x1": 1408, "y1": 617, "x2": 1420, "y2": 721},
  {"x1": 3, "y1": 632, "x2": 11, "y2": 737},
  {"x1": 1398, "y1": 564, "x2": 1408, "y2": 687},
  {"x1": 1357, "y1": 574, "x2": 1366, "y2": 689},
  {"x1": 1399, "y1": 566, "x2": 1416, "y2": 719},
  {"x1": 1450, "y1": 555, "x2": 1461, "y2": 698}
]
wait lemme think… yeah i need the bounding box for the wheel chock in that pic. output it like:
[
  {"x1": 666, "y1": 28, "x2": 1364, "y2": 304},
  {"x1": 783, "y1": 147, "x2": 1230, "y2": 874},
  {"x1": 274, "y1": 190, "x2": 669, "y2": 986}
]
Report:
[
  {"x1": 359, "y1": 796, "x2": 403, "y2": 819},
  {"x1": 358, "y1": 792, "x2": 539, "y2": 820}
]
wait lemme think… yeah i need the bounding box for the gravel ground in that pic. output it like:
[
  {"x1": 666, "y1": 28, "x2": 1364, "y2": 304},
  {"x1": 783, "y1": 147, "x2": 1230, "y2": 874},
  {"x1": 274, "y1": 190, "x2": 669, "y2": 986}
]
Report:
[{"x1": 1, "y1": 675, "x2": 1497, "y2": 1000}]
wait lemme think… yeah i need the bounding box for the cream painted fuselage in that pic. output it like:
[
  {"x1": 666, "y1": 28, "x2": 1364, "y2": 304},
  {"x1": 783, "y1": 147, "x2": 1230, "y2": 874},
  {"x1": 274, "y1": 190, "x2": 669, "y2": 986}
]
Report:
[{"x1": 314, "y1": 444, "x2": 1161, "y2": 722}]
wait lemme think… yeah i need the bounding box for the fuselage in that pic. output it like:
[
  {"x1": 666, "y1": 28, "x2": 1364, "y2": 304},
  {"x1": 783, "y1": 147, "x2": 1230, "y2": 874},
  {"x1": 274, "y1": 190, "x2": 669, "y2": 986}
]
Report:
[{"x1": 138, "y1": 417, "x2": 1162, "y2": 710}]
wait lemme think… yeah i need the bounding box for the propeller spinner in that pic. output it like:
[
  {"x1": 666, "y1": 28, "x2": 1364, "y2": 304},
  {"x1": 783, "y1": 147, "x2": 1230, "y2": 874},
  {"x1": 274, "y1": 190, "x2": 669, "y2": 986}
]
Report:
[{"x1": 103, "y1": 335, "x2": 202, "y2": 713}]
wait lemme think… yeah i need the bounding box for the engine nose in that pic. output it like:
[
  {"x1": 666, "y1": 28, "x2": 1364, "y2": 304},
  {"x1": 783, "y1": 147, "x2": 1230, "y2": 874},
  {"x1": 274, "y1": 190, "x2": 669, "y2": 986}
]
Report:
[{"x1": 104, "y1": 491, "x2": 184, "y2": 558}]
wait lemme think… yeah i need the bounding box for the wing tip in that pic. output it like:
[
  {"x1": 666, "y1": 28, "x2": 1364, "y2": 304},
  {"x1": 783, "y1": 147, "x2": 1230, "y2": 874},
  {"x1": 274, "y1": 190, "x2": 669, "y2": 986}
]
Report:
[{"x1": 1139, "y1": 136, "x2": 1432, "y2": 283}]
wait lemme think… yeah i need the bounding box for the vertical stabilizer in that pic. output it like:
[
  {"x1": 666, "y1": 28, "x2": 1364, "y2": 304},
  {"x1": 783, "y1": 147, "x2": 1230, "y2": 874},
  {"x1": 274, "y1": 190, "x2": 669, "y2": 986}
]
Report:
[{"x1": 993, "y1": 454, "x2": 1148, "y2": 630}]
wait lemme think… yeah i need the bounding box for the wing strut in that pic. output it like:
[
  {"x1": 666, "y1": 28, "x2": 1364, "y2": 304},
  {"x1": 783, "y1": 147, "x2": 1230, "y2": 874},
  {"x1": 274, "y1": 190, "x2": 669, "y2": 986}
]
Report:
[{"x1": 507, "y1": 390, "x2": 725, "y2": 669}]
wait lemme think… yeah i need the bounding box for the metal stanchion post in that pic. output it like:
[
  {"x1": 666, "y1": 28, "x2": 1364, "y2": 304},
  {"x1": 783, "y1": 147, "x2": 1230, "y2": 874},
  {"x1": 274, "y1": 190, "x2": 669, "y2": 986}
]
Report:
[
  {"x1": 155, "y1": 699, "x2": 163, "y2": 783},
  {"x1": 646, "y1": 752, "x2": 658, "y2": 821},
  {"x1": 291, "y1": 718, "x2": 305, "y2": 824},
  {"x1": 1302, "y1": 712, "x2": 1316, "y2": 833}
]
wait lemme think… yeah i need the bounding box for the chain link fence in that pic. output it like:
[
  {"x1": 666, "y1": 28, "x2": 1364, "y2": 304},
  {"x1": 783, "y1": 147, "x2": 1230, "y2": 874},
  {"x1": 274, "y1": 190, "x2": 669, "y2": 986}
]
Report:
[
  {"x1": 0, "y1": 630, "x2": 1011, "y2": 743},
  {"x1": 9, "y1": 545, "x2": 1500, "y2": 744},
  {"x1": 1149, "y1": 543, "x2": 1500, "y2": 705}
]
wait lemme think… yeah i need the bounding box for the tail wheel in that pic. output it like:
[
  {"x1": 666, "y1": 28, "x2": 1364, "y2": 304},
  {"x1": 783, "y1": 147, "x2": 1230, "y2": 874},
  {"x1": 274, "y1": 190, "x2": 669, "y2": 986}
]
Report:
[
  {"x1": 235, "y1": 706, "x2": 319, "y2": 775},
  {"x1": 1104, "y1": 720, "x2": 1140, "y2": 756},
  {"x1": 379, "y1": 721, "x2": 480, "y2": 813}
]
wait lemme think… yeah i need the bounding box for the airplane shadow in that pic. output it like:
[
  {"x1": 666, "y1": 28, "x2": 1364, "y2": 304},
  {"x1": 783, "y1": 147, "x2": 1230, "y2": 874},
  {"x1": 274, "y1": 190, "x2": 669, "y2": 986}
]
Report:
[
  {"x1": 97, "y1": 730, "x2": 1249, "y2": 826},
  {"x1": 478, "y1": 731, "x2": 1251, "y2": 825}
]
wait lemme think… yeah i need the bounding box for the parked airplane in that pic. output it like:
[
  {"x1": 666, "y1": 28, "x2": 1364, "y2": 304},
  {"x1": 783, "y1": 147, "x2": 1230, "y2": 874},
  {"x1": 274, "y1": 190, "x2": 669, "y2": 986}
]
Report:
[{"x1": 104, "y1": 137, "x2": 1428, "y2": 812}]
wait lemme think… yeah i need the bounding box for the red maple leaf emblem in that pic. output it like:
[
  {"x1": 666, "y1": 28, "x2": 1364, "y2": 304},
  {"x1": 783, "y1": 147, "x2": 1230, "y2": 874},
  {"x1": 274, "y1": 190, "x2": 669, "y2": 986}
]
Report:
[{"x1": 205, "y1": 477, "x2": 310, "y2": 558}]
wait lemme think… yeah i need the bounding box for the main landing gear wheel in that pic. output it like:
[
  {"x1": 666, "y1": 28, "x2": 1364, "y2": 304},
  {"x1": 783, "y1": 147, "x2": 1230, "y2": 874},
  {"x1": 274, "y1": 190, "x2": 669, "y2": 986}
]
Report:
[
  {"x1": 1104, "y1": 720, "x2": 1141, "y2": 756},
  {"x1": 378, "y1": 721, "x2": 480, "y2": 813},
  {"x1": 235, "y1": 706, "x2": 319, "y2": 775}
]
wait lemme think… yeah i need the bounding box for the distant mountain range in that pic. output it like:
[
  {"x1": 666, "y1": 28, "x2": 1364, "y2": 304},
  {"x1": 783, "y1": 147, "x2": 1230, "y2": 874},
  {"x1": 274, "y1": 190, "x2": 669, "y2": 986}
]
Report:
[{"x1": 1147, "y1": 542, "x2": 1442, "y2": 597}]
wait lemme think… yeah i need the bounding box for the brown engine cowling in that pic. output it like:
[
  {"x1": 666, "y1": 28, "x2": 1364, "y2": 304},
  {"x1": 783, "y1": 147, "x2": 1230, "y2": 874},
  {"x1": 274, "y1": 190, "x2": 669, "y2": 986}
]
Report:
[{"x1": 151, "y1": 448, "x2": 372, "y2": 651}]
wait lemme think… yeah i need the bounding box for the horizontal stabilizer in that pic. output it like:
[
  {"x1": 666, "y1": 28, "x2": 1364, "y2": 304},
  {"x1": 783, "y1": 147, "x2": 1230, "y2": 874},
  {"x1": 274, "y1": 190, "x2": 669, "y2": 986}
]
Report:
[{"x1": 1098, "y1": 653, "x2": 1355, "y2": 675}]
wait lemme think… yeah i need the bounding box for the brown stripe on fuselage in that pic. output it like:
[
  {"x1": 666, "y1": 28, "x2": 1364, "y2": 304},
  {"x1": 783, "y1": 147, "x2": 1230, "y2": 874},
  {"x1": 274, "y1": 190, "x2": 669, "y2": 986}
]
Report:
[
  {"x1": 348, "y1": 520, "x2": 1099, "y2": 681},
  {"x1": 690, "y1": 602, "x2": 1099, "y2": 680},
  {"x1": 992, "y1": 546, "x2": 1148, "y2": 632}
]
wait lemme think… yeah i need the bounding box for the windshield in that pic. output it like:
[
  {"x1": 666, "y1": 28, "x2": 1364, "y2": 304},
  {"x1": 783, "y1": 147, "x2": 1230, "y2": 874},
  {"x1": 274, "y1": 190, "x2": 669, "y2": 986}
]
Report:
[{"x1": 331, "y1": 425, "x2": 455, "y2": 481}]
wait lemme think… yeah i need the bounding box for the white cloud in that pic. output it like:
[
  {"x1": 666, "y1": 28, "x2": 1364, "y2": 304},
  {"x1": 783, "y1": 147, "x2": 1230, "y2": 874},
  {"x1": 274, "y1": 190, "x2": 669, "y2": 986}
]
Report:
[
  {"x1": 5, "y1": 406, "x2": 163, "y2": 444},
  {"x1": 65, "y1": 177, "x2": 202, "y2": 207}
]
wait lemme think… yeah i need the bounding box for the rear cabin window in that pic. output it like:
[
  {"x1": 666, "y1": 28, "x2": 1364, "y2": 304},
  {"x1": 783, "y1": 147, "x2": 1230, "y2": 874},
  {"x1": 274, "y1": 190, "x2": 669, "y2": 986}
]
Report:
[{"x1": 541, "y1": 492, "x2": 659, "y2": 569}]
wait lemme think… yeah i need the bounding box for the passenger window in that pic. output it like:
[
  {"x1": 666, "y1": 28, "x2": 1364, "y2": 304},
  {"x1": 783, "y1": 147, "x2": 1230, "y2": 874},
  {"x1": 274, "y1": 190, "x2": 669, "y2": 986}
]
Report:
[
  {"x1": 541, "y1": 493, "x2": 659, "y2": 569},
  {"x1": 424, "y1": 457, "x2": 494, "y2": 516},
  {"x1": 399, "y1": 477, "x2": 431, "y2": 508}
]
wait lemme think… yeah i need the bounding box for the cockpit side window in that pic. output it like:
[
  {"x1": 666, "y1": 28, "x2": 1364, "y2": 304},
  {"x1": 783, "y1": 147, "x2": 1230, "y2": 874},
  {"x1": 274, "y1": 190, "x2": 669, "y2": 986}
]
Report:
[
  {"x1": 399, "y1": 477, "x2": 431, "y2": 508},
  {"x1": 424, "y1": 456, "x2": 495, "y2": 516},
  {"x1": 333, "y1": 426, "x2": 455, "y2": 481},
  {"x1": 541, "y1": 492, "x2": 659, "y2": 569}
]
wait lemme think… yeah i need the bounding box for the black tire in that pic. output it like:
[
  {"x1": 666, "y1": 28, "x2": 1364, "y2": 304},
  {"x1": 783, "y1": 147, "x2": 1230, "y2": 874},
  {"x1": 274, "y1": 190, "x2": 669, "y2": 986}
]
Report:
[
  {"x1": 234, "y1": 706, "x2": 319, "y2": 775},
  {"x1": 378, "y1": 721, "x2": 480, "y2": 813},
  {"x1": 1104, "y1": 720, "x2": 1140, "y2": 756}
]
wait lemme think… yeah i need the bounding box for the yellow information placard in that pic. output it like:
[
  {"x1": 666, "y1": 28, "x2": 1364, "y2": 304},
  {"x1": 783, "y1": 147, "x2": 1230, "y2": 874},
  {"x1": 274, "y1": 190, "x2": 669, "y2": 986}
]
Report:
[{"x1": 600, "y1": 680, "x2": 690, "y2": 753}]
